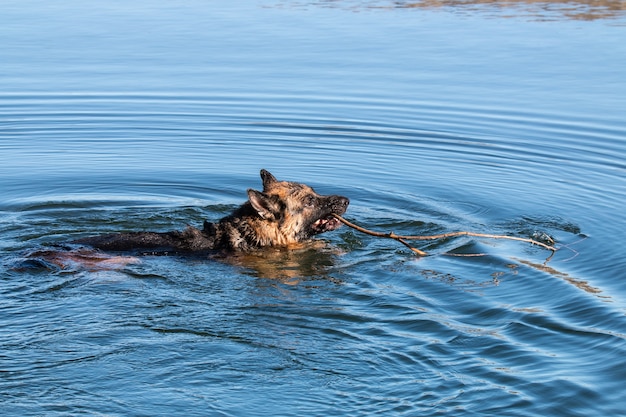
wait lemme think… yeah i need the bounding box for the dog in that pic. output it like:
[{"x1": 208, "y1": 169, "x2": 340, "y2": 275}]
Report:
[{"x1": 74, "y1": 169, "x2": 349, "y2": 254}]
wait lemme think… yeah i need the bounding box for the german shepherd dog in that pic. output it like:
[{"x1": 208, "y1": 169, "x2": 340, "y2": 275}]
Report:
[
  {"x1": 75, "y1": 169, "x2": 349, "y2": 254},
  {"x1": 18, "y1": 170, "x2": 349, "y2": 272}
]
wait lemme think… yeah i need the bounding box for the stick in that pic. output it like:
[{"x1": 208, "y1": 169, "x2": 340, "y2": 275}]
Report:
[{"x1": 332, "y1": 214, "x2": 558, "y2": 256}]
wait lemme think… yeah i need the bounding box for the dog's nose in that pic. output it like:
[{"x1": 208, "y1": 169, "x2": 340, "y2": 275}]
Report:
[{"x1": 331, "y1": 196, "x2": 349, "y2": 212}]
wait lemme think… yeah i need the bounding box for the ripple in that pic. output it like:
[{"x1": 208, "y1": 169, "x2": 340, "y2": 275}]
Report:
[
  {"x1": 2, "y1": 2, "x2": 626, "y2": 415},
  {"x1": 3, "y1": 92, "x2": 624, "y2": 186},
  {"x1": 2, "y1": 91, "x2": 625, "y2": 417}
]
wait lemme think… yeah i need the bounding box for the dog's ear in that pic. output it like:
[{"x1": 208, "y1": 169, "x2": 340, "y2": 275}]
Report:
[
  {"x1": 260, "y1": 169, "x2": 277, "y2": 191},
  {"x1": 248, "y1": 189, "x2": 281, "y2": 220}
]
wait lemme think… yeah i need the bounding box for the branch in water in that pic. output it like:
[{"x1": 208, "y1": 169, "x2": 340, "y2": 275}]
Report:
[{"x1": 332, "y1": 214, "x2": 558, "y2": 257}]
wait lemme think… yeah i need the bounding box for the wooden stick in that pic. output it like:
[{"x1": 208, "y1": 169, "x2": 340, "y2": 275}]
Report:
[{"x1": 332, "y1": 214, "x2": 558, "y2": 256}]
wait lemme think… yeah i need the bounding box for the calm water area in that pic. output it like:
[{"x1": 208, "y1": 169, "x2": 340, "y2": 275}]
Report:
[{"x1": 2, "y1": 1, "x2": 626, "y2": 416}]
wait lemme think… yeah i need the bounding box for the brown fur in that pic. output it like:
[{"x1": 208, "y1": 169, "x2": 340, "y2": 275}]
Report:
[{"x1": 74, "y1": 170, "x2": 349, "y2": 253}]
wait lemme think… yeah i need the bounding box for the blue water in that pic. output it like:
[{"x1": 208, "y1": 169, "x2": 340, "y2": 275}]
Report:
[{"x1": 2, "y1": 1, "x2": 626, "y2": 416}]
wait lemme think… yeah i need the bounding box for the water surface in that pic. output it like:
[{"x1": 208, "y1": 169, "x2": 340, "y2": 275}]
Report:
[{"x1": 1, "y1": 1, "x2": 626, "y2": 416}]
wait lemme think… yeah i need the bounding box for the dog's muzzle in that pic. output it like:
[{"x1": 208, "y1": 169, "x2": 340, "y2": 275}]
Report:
[
  {"x1": 310, "y1": 195, "x2": 349, "y2": 234},
  {"x1": 330, "y1": 196, "x2": 349, "y2": 214}
]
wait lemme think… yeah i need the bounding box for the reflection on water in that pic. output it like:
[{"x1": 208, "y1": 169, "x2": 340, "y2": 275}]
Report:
[
  {"x1": 516, "y1": 258, "x2": 606, "y2": 297},
  {"x1": 14, "y1": 248, "x2": 140, "y2": 272},
  {"x1": 213, "y1": 242, "x2": 343, "y2": 283},
  {"x1": 287, "y1": 0, "x2": 626, "y2": 20},
  {"x1": 397, "y1": 0, "x2": 626, "y2": 20}
]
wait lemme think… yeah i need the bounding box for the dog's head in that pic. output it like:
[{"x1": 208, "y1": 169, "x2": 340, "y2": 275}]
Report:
[{"x1": 247, "y1": 169, "x2": 349, "y2": 241}]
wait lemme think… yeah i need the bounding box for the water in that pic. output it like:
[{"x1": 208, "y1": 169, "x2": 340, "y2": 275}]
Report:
[{"x1": 2, "y1": 1, "x2": 626, "y2": 415}]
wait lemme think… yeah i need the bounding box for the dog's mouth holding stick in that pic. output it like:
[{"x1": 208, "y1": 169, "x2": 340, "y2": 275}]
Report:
[{"x1": 310, "y1": 215, "x2": 344, "y2": 234}]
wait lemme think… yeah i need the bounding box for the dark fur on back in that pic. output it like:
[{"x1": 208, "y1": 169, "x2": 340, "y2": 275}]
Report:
[{"x1": 75, "y1": 170, "x2": 349, "y2": 253}]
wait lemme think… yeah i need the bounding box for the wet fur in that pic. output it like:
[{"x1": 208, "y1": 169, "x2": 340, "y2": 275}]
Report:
[{"x1": 75, "y1": 170, "x2": 349, "y2": 254}]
